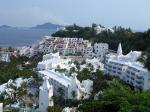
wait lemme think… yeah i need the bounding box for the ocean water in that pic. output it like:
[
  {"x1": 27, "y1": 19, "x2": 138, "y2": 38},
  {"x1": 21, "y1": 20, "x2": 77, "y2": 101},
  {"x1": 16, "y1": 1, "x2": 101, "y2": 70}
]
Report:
[{"x1": 0, "y1": 28, "x2": 56, "y2": 47}]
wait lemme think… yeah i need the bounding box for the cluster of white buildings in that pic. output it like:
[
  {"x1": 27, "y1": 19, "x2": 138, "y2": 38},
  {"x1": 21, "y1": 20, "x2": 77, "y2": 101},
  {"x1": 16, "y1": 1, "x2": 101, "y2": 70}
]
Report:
[
  {"x1": 37, "y1": 52, "x2": 93, "y2": 101},
  {"x1": 17, "y1": 36, "x2": 150, "y2": 92},
  {"x1": 40, "y1": 37, "x2": 93, "y2": 56},
  {"x1": 17, "y1": 43, "x2": 39, "y2": 58},
  {"x1": 39, "y1": 37, "x2": 109, "y2": 61},
  {"x1": 37, "y1": 52, "x2": 71, "y2": 71},
  {"x1": 104, "y1": 43, "x2": 150, "y2": 89},
  {"x1": 17, "y1": 37, "x2": 109, "y2": 61},
  {"x1": 1, "y1": 36, "x2": 150, "y2": 111},
  {"x1": 0, "y1": 52, "x2": 11, "y2": 62}
]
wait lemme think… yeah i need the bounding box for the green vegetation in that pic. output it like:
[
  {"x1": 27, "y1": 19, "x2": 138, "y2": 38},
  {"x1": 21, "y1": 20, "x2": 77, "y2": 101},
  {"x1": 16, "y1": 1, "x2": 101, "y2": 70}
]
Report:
[
  {"x1": 78, "y1": 79, "x2": 150, "y2": 112},
  {"x1": 48, "y1": 105, "x2": 62, "y2": 112},
  {"x1": 74, "y1": 61, "x2": 113, "y2": 96},
  {"x1": 55, "y1": 65, "x2": 67, "y2": 73},
  {"x1": 139, "y1": 47, "x2": 150, "y2": 71},
  {"x1": 4, "y1": 108, "x2": 20, "y2": 112},
  {"x1": 0, "y1": 53, "x2": 42, "y2": 84}
]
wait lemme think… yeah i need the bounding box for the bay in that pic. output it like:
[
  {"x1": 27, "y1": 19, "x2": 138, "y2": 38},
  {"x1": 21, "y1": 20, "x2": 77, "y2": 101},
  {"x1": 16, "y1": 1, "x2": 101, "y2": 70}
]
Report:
[{"x1": 0, "y1": 28, "x2": 56, "y2": 48}]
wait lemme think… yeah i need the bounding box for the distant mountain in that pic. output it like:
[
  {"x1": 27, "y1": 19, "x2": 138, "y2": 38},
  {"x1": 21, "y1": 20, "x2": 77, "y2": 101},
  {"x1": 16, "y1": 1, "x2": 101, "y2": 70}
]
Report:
[
  {"x1": 31, "y1": 23, "x2": 64, "y2": 29},
  {"x1": 0, "y1": 25, "x2": 12, "y2": 28}
]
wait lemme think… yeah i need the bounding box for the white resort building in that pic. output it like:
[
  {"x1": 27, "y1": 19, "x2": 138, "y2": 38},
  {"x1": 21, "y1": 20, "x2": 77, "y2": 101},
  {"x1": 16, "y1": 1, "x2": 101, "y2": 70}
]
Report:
[
  {"x1": 18, "y1": 36, "x2": 109, "y2": 61},
  {"x1": 37, "y1": 52, "x2": 71, "y2": 71},
  {"x1": 94, "y1": 25, "x2": 114, "y2": 34},
  {"x1": 40, "y1": 37, "x2": 93, "y2": 56},
  {"x1": 38, "y1": 37, "x2": 109, "y2": 60},
  {"x1": 37, "y1": 52, "x2": 93, "y2": 100},
  {"x1": 38, "y1": 71, "x2": 93, "y2": 100},
  {"x1": 39, "y1": 77, "x2": 53, "y2": 112},
  {"x1": 104, "y1": 43, "x2": 150, "y2": 89},
  {"x1": 94, "y1": 43, "x2": 109, "y2": 61},
  {"x1": 0, "y1": 52, "x2": 11, "y2": 62},
  {"x1": 18, "y1": 45, "x2": 38, "y2": 58}
]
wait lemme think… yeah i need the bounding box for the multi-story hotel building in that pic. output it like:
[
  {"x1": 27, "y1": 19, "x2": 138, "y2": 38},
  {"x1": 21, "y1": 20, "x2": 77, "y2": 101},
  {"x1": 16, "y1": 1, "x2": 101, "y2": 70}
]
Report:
[
  {"x1": 94, "y1": 43, "x2": 109, "y2": 61},
  {"x1": 104, "y1": 43, "x2": 150, "y2": 89}
]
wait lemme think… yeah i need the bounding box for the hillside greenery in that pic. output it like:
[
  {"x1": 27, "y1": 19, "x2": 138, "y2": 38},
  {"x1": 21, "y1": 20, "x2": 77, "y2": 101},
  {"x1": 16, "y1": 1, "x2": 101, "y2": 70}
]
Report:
[
  {"x1": 78, "y1": 79, "x2": 150, "y2": 112},
  {"x1": 138, "y1": 48, "x2": 150, "y2": 71},
  {"x1": 0, "y1": 53, "x2": 42, "y2": 84}
]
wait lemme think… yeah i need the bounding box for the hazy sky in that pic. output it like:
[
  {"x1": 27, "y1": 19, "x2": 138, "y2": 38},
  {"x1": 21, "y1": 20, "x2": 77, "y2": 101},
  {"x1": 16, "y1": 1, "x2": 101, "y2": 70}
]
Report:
[{"x1": 0, "y1": 0, "x2": 150, "y2": 30}]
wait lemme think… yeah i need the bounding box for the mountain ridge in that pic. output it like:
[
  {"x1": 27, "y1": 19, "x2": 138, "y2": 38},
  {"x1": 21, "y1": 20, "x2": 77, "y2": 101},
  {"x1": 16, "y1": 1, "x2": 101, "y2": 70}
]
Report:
[
  {"x1": 31, "y1": 22, "x2": 64, "y2": 29},
  {"x1": 0, "y1": 25, "x2": 13, "y2": 28},
  {"x1": 0, "y1": 22, "x2": 64, "y2": 29}
]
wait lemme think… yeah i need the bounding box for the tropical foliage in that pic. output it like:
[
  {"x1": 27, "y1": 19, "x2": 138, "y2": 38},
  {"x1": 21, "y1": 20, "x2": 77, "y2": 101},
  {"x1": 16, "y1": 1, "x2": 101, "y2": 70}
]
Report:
[
  {"x1": 78, "y1": 79, "x2": 150, "y2": 112},
  {"x1": 139, "y1": 47, "x2": 150, "y2": 71},
  {"x1": 0, "y1": 53, "x2": 42, "y2": 84}
]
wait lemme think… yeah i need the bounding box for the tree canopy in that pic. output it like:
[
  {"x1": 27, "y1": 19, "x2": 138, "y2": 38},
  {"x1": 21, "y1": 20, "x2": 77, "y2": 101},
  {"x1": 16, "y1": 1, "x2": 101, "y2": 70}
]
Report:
[
  {"x1": 78, "y1": 79, "x2": 150, "y2": 112},
  {"x1": 139, "y1": 47, "x2": 150, "y2": 71}
]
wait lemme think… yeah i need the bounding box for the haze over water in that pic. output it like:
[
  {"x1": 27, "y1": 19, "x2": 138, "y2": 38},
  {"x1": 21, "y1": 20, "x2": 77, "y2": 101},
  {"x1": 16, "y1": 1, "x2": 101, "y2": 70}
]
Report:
[{"x1": 0, "y1": 28, "x2": 56, "y2": 47}]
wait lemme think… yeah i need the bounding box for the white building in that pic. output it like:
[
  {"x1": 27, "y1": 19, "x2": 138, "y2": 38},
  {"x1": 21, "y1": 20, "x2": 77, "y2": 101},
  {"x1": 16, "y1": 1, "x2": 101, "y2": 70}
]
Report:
[
  {"x1": 0, "y1": 103, "x2": 3, "y2": 112},
  {"x1": 94, "y1": 25, "x2": 114, "y2": 34},
  {"x1": 38, "y1": 70, "x2": 93, "y2": 100},
  {"x1": 94, "y1": 43, "x2": 109, "y2": 61},
  {"x1": 37, "y1": 52, "x2": 71, "y2": 71},
  {"x1": 104, "y1": 43, "x2": 150, "y2": 89},
  {"x1": 39, "y1": 77, "x2": 53, "y2": 112},
  {"x1": 37, "y1": 53, "x2": 93, "y2": 100},
  {"x1": 18, "y1": 43, "x2": 39, "y2": 58},
  {"x1": 40, "y1": 37, "x2": 93, "y2": 56},
  {"x1": 18, "y1": 46, "x2": 30, "y2": 56},
  {"x1": 86, "y1": 58, "x2": 104, "y2": 71},
  {"x1": 0, "y1": 52, "x2": 11, "y2": 62},
  {"x1": 62, "y1": 107, "x2": 76, "y2": 112}
]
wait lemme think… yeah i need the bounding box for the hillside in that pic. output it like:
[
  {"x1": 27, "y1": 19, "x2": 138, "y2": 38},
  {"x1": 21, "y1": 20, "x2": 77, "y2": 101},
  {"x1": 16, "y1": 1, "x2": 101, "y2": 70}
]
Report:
[
  {"x1": 31, "y1": 22, "x2": 64, "y2": 29},
  {"x1": 0, "y1": 25, "x2": 13, "y2": 28}
]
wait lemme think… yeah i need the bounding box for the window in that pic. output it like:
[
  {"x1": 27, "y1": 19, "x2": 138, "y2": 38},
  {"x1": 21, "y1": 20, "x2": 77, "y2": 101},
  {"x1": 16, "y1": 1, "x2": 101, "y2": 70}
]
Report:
[
  {"x1": 127, "y1": 71, "x2": 130, "y2": 74},
  {"x1": 117, "y1": 72, "x2": 121, "y2": 74},
  {"x1": 131, "y1": 77, "x2": 134, "y2": 80},
  {"x1": 113, "y1": 71, "x2": 116, "y2": 73},
  {"x1": 131, "y1": 72, "x2": 135, "y2": 76},
  {"x1": 113, "y1": 67, "x2": 116, "y2": 69},
  {"x1": 126, "y1": 75, "x2": 130, "y2": 78}
]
